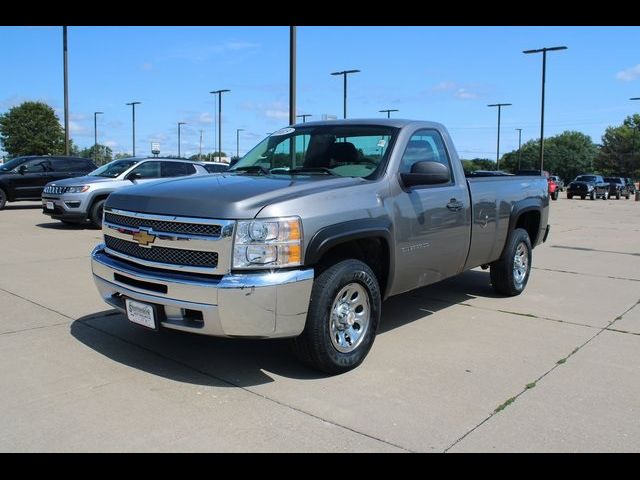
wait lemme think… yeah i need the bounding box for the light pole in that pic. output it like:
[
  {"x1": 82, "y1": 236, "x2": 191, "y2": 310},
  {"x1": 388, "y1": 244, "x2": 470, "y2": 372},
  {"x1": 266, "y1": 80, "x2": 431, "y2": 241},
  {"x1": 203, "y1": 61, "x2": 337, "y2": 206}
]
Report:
[
  {"x1": 94, "y1": 112, "x2": 104, "y2": 163},
  {"x1": 199, "y1": 129, "x2": 204, "y2": 161},
  {"x1": 63, "y1": 26, "x2": 70, "y2": 155},
  {"x1": 177, "y1": 122, "x2": 186, "y2": 158},
  {"x1": 289, "y1": 26, "x2": 296, "y2": 126},
  {"x1": 126, "y1": 101, "x2": 141, "y2": 156},
  {"x1": 296, "y1": 114, "x2": 312, "y2": 123},
  {"x1": 379, "y1": 109, "x2": 399, "y2": 118},
  {"x1": 330, "y1": 69, "x2": 360, "y2": 119},
  {"x1": 516, "y1": 128, "x2": 523, "y2": 170},
  {"x1": 236, "y1": 128, "x2": 245, "y2": 159},
  {"x1": 210, "y1": 89, "x2": 230, "y2": 162},
  {"x1": 524, "y1": 45, "x2": 567, "y2": 173},
  {"x1": 487, "y1": 103, "x2": 512, "y2": 169}
]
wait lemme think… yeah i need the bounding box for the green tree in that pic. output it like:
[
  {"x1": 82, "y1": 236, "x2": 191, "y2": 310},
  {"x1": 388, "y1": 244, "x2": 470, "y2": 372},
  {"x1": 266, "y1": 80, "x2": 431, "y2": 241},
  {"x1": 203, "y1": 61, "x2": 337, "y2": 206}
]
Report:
[
  {"x1": 0, "y1": 101, "x2": 66, "y2": 156},
  {"x1": 79, "y1": 144, "x2": 113, "y2": 165},
  {"x1": 595, "y1": 114, "x2": 640, "y2": 178},
  {"x1": 461, "y1": 158, "x2": 496, "y2": 174},
  {"x1": 114, "y1": 152, "x2": 133, "y2": 160},
  {"x1": 500, "y1": 131, "x2": 598, "y2": 182}
]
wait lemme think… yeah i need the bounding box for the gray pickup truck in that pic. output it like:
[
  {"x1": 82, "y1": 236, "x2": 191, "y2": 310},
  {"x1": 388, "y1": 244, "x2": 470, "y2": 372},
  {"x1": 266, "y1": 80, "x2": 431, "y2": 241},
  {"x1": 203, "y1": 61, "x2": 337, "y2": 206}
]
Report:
[{"x1": 91, "y1": 120, "x2": 550, "y2": 373}]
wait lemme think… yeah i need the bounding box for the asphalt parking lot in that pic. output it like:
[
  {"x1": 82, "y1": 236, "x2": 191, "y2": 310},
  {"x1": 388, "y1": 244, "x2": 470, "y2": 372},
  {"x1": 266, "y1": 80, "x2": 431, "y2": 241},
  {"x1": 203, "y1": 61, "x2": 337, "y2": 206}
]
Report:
[{"x1": 1, "y1": 197, "x2": 638, "y2": 452}]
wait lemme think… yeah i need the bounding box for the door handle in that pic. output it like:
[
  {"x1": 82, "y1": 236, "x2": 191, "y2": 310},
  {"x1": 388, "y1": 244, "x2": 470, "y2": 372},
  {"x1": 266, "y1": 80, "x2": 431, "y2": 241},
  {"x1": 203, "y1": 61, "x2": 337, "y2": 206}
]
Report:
[{"x1": 447, "y1": 199, "x2": 463, "y2": 211}]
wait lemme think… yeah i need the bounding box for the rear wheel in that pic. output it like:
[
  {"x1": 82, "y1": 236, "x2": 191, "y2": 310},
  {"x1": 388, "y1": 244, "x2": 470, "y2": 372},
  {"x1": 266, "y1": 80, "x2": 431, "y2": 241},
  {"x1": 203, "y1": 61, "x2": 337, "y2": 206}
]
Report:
[
  {"x1": 567, "y1": 193, "x2": 573, "y2": 199},
  {"x1": 291, "y1": 259, "x2": 381, "y2": 374},
  {"x1": 89, "y1": 199, "x2": 105, "y2": 229},
  {"x1": 551, "y1": 190, "x2": 558, "y2": 200},
  {"x1": 590, "y1": 190, "x2": 596, "y2": 200},
  {"x1": 490, "y1": 228, "x2": 532, "y2": 296},
  {"x1": 0, "y1": 189, "x2": 6, "y2": 210}
]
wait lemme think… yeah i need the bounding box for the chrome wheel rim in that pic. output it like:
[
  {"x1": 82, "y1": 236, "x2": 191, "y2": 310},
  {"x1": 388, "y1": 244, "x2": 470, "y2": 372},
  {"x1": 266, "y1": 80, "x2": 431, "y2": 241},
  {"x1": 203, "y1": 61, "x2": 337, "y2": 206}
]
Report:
[
  {"x1": 513, "y1": 242, "x2": 529, "y2": 286},
  {"x1": 329, "y1": 283, "x2": 371, "y2": 353}
]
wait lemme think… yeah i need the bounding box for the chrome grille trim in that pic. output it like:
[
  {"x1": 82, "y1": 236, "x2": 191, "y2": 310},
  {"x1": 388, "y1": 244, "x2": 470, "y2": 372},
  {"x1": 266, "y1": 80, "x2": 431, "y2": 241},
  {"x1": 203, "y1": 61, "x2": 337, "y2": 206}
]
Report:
[
  {"x1": 43, "y1": 185, "x2": 70, "y2": 194},
  {"x1": 102, "y1": 208, "x2": 235, "y2": 275}
]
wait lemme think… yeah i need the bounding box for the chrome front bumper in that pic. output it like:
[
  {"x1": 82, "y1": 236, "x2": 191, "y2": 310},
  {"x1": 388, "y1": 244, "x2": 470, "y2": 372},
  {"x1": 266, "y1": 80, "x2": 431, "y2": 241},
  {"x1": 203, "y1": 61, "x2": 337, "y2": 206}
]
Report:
[{"x1": 91, "y1": 244, "x2": 314, "y2": 338}]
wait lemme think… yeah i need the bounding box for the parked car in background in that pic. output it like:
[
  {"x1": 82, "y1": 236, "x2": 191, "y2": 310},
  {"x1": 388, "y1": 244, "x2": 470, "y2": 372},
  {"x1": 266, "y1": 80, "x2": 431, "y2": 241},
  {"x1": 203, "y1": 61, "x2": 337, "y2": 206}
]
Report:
[
  {"x1": 549, "y1": 175, "x2": 564, "y2": 191},
  {"x1": 566, "y1": 174, "x2": 609, "y2": 200},
  {"x1": 0, "y1": 156, "x2": 97, "y2": 210},
  {"x1": 548, "y1": 177, "x2": 559, "y2": 200},
  {"x1": 465, "y1": 170, "x2": 513, "y2": 177},
  {"x1": 202, "y1": 162, "x2": 230, "y2": 173},
  {"x1": 625, "y1": 178, "x2": 637, "y2": 195},
  {"x1": 604, "y1": 177, "x2": 631, "y2": 200},
  {"x1": 42, "y1": 157, "x2": 210, "y2": 227}
]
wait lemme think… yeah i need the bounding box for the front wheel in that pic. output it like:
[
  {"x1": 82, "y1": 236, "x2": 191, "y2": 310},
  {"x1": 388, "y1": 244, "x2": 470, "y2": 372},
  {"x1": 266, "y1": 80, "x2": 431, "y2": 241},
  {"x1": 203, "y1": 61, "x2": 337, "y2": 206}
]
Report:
[
  {"x1": 567, "y1": 193, "x2": 573, "y2": 199},
  {"x1": 551, "y1": 190, "x2": 558, "y2": 200},
  {"x1": 490, "y1": 228, "x2": 532, "y2": 296},
  {"x1": 89, "y1": 199, "x2": 105, "y2": 228},
  {"x1": 590, "y1": 190, "x2": 596, "y2": 200},
  {"x1": 0, "y1": 189, "x2": 6, "y2": 210},
  {"x1": 291, "y1": 259, "x2": 381, "y2": 374}
]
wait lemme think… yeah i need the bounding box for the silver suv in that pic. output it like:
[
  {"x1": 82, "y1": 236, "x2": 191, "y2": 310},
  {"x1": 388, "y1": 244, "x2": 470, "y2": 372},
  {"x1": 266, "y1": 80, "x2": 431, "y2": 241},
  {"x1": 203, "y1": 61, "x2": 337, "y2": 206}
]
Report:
[{"x1": 42, "y1": 157, "x2": 210, "y2": 227}]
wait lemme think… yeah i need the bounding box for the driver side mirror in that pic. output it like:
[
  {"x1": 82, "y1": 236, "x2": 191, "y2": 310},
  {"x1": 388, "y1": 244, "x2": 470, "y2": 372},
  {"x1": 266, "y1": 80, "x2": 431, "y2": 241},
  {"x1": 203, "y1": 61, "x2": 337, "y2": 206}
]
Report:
[
  {"x1": 18, "y1": 165, "x2": 27, "y2": 175},
  {"x1": 400, "y1": 161, "x2": 450, "y2": 188},
  {"x1": 127, "y1": 172, "x2": 142, "y2": 182}
]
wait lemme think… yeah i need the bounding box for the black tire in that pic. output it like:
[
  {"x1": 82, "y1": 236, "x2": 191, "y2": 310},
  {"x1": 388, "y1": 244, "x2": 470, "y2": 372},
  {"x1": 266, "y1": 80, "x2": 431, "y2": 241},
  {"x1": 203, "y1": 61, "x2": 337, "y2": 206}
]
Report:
[
  {"x1": 551, "y1": 190, "x2": 558, "y2": 200},
  {"x1": 291, "y1": 259, "x2": 381, "y2": 374},
  {"x1": 581, "y1": 195, "x2": 585, "y2": 200},
  {"x1": 626, "y1": 195, "x2": 630, "y2": 199},
  {"x1": 490, "y1": 228, "x2": 532, "y2": 297},
  {"x1": 0, "y1": 188, "x2": 6, "y2": 210},
  {"x1": 567, "y1": 193, "x2": 573, "y2": 199},
  {"x1": 616, "y1": 192, "x2": 620, "y2": 200},
  {"x1": 89, "y1": 199, "x2": 105, "y2": 228},
  {"x1": 602, "y1": 191, "x2": 608, "y2": 200},
  {"x1": 590, "y1": 190, "x2": 596, "y2": 200}
]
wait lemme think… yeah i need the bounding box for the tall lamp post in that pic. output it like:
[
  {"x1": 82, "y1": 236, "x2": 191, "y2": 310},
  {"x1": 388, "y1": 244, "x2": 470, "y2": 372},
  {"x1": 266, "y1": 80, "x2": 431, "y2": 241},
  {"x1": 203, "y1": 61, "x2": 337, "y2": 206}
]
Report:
[
  {"x1": 289, "y1": 26, "x2": 296, "y2": 126},
  {"x1": 177, "y1": 122, "x2": 186, "y2": 158},
  {"x1": 630, "y1": 98, "x2": 640, "y2": 175},
  {"x1": 487, "y1": 103, "x2": 512, "y2": 170},
  {"x1": 126, "y1": 101, "x2": 141, "y2": 156},
  {"x1": 296, "y1": 114, "x2": 312, "y2": 123},
  {"x1": 210, "y1": 89, "x2": 230, "y2": 162},
  {"x1": 379, "y1": 109, "x2": 399, "y2": 118},
  {"x1": 63, "y1": 26, "x2": 70, "y2": 156},
  {"x1": 523, "y1": 45, "x2": 567, "y2": 173},
  {"x1": 516, "y1": 128, "x2": 523, "y2": 170},
  {"x1": 94, "y1": 112, "x2": 104, "y2": 163},
  {"x1": 330, "y1": 69, "x2": 360, "y2": 119},
  {"x1": 236, "y1": 128, "x2": 245, "y2": 159}
]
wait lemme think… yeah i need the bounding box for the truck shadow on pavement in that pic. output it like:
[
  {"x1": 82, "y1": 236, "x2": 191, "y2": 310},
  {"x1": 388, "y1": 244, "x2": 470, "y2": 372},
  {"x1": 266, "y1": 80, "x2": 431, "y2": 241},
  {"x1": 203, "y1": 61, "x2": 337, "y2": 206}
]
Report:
[
  {"x1": 70, "y1": 269, "x2": 495, "y2": 387},
  {"x1": 36, "y1": 222, "x2": 93, "y2": 230}
]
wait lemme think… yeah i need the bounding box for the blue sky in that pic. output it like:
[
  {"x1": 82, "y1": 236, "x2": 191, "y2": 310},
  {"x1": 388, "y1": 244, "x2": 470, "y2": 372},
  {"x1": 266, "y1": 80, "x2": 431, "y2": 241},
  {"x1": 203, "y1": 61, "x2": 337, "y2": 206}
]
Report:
[{"x1": 1, "y1": 26, "x2": 639, "y2": 159}]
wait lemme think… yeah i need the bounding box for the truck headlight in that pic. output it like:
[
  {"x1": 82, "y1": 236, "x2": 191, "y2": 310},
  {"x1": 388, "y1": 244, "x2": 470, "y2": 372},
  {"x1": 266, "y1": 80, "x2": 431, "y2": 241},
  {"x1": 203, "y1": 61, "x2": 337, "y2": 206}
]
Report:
[
  {"x1": 233, "y1": 217, "x2": 302, "y2": 269},
  {"x1": 66, "y1": 185, "x2": 90, "y2": 193}
]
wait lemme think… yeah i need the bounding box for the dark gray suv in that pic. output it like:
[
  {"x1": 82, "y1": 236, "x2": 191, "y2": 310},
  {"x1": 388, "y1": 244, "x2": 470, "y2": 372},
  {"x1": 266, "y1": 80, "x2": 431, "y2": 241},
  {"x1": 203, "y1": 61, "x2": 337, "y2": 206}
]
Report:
[{"x1": 0, "y1": 156, "x2": 97, "y2": 210}]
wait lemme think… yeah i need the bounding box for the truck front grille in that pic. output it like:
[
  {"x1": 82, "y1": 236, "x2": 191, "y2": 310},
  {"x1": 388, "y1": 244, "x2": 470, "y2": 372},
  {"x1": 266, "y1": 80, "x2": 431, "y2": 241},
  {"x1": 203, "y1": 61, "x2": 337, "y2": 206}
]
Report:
[
  {"x1": 105, "y1": 236, "x2": 218, "y2": 268},
  {"x1": 43, "y1": 186, "x2": 71, "y2": 194},
  {"x1": 104, "y1": 212, "x2": 221, "y2": 237}
]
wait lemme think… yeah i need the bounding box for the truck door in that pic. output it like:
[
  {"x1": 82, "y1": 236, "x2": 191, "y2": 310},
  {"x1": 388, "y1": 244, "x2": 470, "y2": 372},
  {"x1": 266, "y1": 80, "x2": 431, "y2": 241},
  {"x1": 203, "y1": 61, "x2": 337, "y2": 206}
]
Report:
[{"x1": 391, "y1": 129, "x2": 470, "y2": 293}]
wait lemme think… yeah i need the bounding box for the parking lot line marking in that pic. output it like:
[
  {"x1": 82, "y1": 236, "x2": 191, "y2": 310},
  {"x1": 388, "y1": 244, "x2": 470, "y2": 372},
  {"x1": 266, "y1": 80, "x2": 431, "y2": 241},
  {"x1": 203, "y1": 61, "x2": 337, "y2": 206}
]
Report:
[{"x1": 551, "y1": 245, "x2": 640, "y2": 257}]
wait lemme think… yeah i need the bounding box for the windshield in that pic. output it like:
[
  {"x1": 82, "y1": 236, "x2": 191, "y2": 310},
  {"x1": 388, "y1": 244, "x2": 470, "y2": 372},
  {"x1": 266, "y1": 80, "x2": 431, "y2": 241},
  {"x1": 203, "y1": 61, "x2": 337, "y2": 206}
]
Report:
[
  {"x1": 230, "y1": 125, "x2": 398, "y2": 179},
  {"x1": 90, "y1": 159, "x2": 139, "y2": 178},
  {"x1": 575, "y1": 175, "x2": 596, "y2": 182},
  {"x1": 0, "y1": 157, "x2": 30, "y2": 172}
]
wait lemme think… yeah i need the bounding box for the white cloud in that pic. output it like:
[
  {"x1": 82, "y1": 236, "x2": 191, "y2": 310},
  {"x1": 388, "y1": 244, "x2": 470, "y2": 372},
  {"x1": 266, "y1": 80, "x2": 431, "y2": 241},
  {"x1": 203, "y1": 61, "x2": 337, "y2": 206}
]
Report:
[
  {"x1": 265, "y1": 109, "x2": 289, "y2": 120},
  {"x1": 70, "y1": 112, "x2": 87, "y2": 121},
  {"x1": 166, "y1": 40, "x2": 261, "y2": 63},
  {"x1": 199, "y1": 112, "x2": 213, "y2": 124},
  {"x1": 69, "y1": 120, "x2": 89, "y2": 135},
  {"x1": 432, "y1": 81, "x2": 456, "y2": 91},
  {"x1": 455, "y1": 88, "x2": 479, "y2": 100},
  {"x1": 104, "y1": 140, "x2": 118, "y2": 148},
  {"x1": 616, "y1": 64, "x2": 640, "y2": 82}
]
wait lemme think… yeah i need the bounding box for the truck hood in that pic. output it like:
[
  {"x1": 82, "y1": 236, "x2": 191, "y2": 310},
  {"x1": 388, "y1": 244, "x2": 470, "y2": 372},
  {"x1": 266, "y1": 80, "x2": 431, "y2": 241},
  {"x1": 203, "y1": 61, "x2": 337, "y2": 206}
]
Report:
[
  {"x1": 46, "y1": 175, "x2": 116, "y2": 186},
  {"x1": 105, "y1": 173, "x2": 365, "y2": 219}
]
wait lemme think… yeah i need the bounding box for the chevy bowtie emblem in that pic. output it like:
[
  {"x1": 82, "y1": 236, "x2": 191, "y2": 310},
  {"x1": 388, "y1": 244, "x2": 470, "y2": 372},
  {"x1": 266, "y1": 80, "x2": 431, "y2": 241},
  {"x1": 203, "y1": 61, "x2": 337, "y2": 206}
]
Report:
[{"x1": 132, "y1": 229, "x2": 156, "y2": 246}]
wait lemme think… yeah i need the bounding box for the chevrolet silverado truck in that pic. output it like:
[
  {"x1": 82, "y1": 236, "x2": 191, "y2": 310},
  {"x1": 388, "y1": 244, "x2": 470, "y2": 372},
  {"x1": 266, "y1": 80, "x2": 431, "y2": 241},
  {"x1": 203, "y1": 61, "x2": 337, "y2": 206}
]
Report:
[{"x1": 91, "y1": 120, "x2": 550, "y2": 373}]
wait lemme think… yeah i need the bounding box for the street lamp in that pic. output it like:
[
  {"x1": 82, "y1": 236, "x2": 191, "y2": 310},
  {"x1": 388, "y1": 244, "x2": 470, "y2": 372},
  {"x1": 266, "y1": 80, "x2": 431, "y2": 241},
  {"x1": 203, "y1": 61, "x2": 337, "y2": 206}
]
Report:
[
  {"x1": 210, "y1": 89, "x2": 231, "y2": 162},
  {"x1": 126, "y1": 101, "x2": 141, "y2": 156},
  {"x1": 296, "y1": 114, "x2": 312, "y2": 123},
  {"x1": 523, "y1": 45, "x2": 568, "y2": 173},
  {"x1": 515, "y1": 128, "x2": 523, "y2": 170},
  {"x1": 177, "y1": 122, "x2": 186, "y2": 158},
  {"x1": 236, "y1": 128, "x2": 245, "y2": 159},
  {"x1": 379, "y1": 109, "x2": 399, "y2": 118},
  {"x1": 289, "y1": 26, "x2": 296, "y2": 126},
  {"x1": 63, "y1": 26, "x2": 70, "y2": 156},
  {"x1": 487, "y1": 103, "x2": 512, "y2": 169},
  {"x1": 330, "y1": 69, "x2": 360, "y2": 119},
  {"x1": 94, "y1": 112, "x2": 104, "y2": 163}
]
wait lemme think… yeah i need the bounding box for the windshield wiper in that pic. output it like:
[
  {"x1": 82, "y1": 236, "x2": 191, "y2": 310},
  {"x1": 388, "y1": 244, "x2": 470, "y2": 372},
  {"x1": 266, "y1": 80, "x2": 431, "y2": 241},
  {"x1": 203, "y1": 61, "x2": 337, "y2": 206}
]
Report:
[
  {"x1": 231, "y1": 165, "x2": 270, "y2": 175},
  {"x1": 287, "y1": 167, "x2": 338, "y2": 176}
]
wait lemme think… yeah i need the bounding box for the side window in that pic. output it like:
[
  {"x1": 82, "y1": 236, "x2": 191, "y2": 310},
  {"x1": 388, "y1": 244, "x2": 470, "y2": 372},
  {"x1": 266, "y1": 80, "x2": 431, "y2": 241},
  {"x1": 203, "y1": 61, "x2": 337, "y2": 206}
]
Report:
[
  {"x1": 23, "y1": 159, "x2": 51, "y2": 173},
  {"x1": 50, "y1": 158, "x2": 75, "y2": 172},
  {"x1": 161, "y1": 162, "x2": 195, "y2": 177},
  {"x1": 129, "y1": 161, "x2": 161, "y2": 179},
  {"x1": 400, "y1": 129, "x2": 453, "y2": 180}
]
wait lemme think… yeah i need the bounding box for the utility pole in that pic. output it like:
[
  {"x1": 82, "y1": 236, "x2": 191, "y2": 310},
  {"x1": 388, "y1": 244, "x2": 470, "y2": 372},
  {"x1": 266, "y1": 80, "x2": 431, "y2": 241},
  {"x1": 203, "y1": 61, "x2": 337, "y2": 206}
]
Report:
[
  {"x1": 516, "y1": 128, "x2": 523, "y2": 170},
  {"x1": 379, "y1": 109, "x2": 399, "y2": 118},
  {"x1": 330, "y1": 69, "x2": 360, "y2": 119},
  {"x1": 487, "y1": 103, "x2": 512, "y2": 170},
  {"x1": 94, "y1": 112, "x2": 104, "y2": 163},
  {"x1": 289, "y1": 26, "x2": 296, "y2": 126},
  {"x1": 126, "y1": 101, "x2": 141, "y2": 156},
  {"x1": 63, "y1": 26, "x2": 70, "y2": 155},
  {"x1": 199, "y1": 129, "x2": 203, "y2": 161}
]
